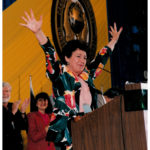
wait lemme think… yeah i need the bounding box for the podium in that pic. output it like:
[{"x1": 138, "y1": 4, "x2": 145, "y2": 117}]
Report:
[{"x1": 71, "y1": 88, "x2": 147, "y2": 150}]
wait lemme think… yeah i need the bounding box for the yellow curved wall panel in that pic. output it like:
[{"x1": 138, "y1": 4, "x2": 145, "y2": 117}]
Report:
[
  {"x1": 3, "y1": 0, "x2": 53, "y2": 107},
  {"x1": 91, "y1": 0, "x2": 111, "y2": 92}
]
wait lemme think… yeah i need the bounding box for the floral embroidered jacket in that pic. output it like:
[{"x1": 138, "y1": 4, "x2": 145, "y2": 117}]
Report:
[{"x1": 41, "y1": 38, "x2": 112, "y2": 146}]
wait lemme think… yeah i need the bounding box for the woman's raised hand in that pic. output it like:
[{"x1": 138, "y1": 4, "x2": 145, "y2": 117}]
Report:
[
  {"x1": 20, "y1": 9, "x2": 43, "y2": 33},
  {"x1": 109, "y1": 22, "x2": 123, "y2": 43},
  {"x1": 20, "y1": 9, "x2": 47, "y2": 45},
  {"x1": 107, "y1": 22, "x2": 123, "y2": 51}
]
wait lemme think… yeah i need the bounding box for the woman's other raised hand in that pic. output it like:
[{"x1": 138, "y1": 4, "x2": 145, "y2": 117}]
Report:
[{"x1": 107, "y1": 22, "x2": 123, "y2": 51}]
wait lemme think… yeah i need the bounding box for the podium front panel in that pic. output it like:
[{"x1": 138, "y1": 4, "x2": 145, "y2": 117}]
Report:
[{"x1": 71, "y1": 96, "x2": 147, "y2": 150}]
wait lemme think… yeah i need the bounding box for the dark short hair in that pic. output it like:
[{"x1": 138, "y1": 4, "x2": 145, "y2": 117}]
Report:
[
  {"x1": 103, "y1": 88, "x2": 123, "y2": 98},
  {"x1": 61, "y1": 40, "x2": 89, "y2": 64},
  {"x1": 35, "y1": 92, "x2": 53, "y2": 114}
]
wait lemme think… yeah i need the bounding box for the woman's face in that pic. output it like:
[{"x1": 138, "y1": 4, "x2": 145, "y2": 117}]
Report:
[
  {"x1": 36, "y1": 98, "x2": 48, "y2": 112},
  {"x1": 65, "y1": 48, "x2": 87, "y2": 75}
]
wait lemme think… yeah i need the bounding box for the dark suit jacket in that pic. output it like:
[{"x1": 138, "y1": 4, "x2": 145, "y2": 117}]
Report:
[
  {"x1": 27, "y1": 112, "x2": 55, "y2": 150},
  {"x1": 3, "y1": 102, "x2": 27, "y2": 150}
]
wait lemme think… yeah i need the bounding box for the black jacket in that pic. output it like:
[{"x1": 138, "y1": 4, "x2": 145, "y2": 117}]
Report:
[{"x1": 3, "y1": 103, "x2": 28, "y2": 150}]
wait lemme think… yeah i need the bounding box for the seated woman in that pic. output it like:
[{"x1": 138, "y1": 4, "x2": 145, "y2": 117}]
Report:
[{"x1": 27, "y1": 92, "x2": 55, "y2": 150}]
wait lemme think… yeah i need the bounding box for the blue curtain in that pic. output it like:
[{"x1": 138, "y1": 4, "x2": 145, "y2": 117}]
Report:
[{"x1": 3, "y1": 0, "x2": 16, "y2": 11}]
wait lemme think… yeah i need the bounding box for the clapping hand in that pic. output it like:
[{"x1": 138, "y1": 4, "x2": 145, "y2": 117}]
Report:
[
  {"x1": 45, "y1": 125, "x2": 49, "y2": 133},
  {"x1": 20, "y1": 98, "x2": 30, "y2": 113},
  {"x1": 12, "y1": 100, "x2": 21, "y2": 115},
  {"x1": 12, "y1": 98, "x2": 30, "y2": 115}
]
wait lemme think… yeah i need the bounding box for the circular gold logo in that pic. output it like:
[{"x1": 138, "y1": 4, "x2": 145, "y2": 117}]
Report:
[{"x1": 51, "y1": 0, "x2": 97, "y2": 63}]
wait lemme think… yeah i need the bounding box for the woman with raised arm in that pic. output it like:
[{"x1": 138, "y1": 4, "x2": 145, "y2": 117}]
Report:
[{"x1": 20, "y1": 9, "x2": 123, "y2": 150}]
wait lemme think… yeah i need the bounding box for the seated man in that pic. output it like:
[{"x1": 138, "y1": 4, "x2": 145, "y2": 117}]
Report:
[
  {"x1": 3, "y1": 82, "x2": 29, "y2": 150},
  {"x1": 97, "y1": 88, "x2": 122, "y2": 108}
]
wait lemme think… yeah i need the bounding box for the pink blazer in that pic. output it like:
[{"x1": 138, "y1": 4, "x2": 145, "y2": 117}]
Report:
[{"x1": 27, "y1": 112, "x2": 55, "y2": 150}]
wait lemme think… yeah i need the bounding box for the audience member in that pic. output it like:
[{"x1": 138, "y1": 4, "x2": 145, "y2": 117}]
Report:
[
  {"x1": 97, "y1": 88, "x2": 122, "y2": 107},
  {"x1": 3, "y1": 82, "x2": 29, "y2": 150},
  {"x1": 27, "y1": 92, "x2": 55, "y2": 150}
]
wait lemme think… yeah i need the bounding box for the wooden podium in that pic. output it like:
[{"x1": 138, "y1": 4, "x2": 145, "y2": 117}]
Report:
[{"x1": 71, "y1": 92, "x2": 147, "y2": 150}]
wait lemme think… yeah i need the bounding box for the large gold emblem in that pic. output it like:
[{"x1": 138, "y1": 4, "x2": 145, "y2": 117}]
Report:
[{"x1": 51, "y1": 0, "x2": 97, "y2": 63}]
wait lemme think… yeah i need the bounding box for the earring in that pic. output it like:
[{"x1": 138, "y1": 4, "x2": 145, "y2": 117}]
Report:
[{"x1": 67, "y1": 62, "x2": 70, "y2": 65}]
